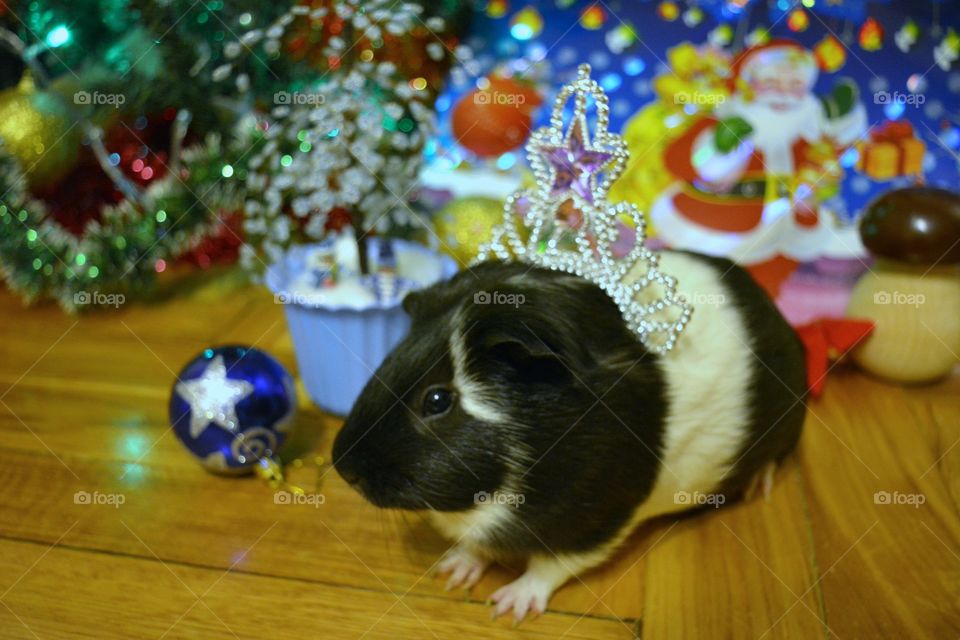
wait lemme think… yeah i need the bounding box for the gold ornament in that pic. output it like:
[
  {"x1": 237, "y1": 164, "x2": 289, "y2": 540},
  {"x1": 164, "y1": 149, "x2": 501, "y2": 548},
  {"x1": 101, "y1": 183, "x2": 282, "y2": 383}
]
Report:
[
  {"x1": 434, "y1": 196, "x2": 506, "y2": 264},
  {"x1": 609, "y1": 43, "x2": 732, "y2": 232},
  {"x1": 0, "y1": 76, "x2": 82, "y2": 188},
  {"x1": 609, "y1": 102, "x2": 690, "y2": 232}
]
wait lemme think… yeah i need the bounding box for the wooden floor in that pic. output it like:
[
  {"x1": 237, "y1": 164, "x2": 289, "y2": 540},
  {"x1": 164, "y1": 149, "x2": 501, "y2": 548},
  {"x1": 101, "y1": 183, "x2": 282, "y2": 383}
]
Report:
[{"x1": 0, "y1": 271, "x2": 958, "y2": 639}]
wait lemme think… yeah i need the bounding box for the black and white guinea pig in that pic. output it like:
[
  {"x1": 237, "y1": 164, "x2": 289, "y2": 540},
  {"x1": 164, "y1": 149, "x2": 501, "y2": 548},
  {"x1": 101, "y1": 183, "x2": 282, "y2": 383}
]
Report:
[{"x1": 332, "y1": 250, "x2": 806, "y2": 621}]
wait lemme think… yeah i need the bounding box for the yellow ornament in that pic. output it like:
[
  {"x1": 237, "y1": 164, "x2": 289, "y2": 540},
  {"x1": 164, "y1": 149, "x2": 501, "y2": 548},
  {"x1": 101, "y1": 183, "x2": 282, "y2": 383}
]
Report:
[
  {"x1": 0, "y1": 76, "x2": 82, "y2": 189},
  {"x1": 510, "y1": 6, "x2": 543, "y2": 40},
  {"x1": 667, "y1": 43, "x2": 701, "y2": 78},
  {"x1": 486, "y1": 0, "x2": 508, "y2": 19},
  {"x1": 609, "y1": 104, "x2": 678, "y2": 233},
  {"x1": 653, "y1": 44, "x2": 731, "y2": 116},
  {"x1": 709, "y1": 24, "x2": 734, "y2": 48},
  {"x1": 611, "y1": 42, "x2": 737, "y2": 235},
  {"x1": 434, "y1": 196, "x2": 505, "y2": 264},
  {"x1": 814, "y1": 35, "x2": 846, "y2": 72},
  {"x1": 746, "y1": 27, "x2": 771, "y2": 47}
]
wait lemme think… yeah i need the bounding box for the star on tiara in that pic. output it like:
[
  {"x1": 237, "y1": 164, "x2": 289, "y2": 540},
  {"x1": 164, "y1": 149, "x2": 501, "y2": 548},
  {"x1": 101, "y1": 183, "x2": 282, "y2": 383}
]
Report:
[{"x1": 476, "y1": 64, "x2": 693, "y2": 355}]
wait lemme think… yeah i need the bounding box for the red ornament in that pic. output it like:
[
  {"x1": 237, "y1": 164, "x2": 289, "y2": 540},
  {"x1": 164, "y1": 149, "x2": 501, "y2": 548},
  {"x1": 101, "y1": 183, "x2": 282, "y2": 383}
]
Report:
[
  {"x1": 177, "y1": 211, "x2": 244, "y2": 269},
  {"x1": 452, "y1": 76, "x2": 542, "y2": 158},
  {"x1": 30, "y1": 114, "x2": 189, "y2": 236},
  {"x1": 324, "y1": 207, "x2": 353, "y2": 233},
  {"x1": 104, "y1": 113, "x2": 185, "y2": 188},
  {"x1": 32, "y1": 153, "x2": 122, "y2": 235}
]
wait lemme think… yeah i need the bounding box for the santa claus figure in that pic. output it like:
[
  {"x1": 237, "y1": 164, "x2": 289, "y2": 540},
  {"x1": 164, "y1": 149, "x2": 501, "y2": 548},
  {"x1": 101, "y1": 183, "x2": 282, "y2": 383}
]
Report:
[{"x1": 651, "y1": 39, "x2": 867, "y2": 297}]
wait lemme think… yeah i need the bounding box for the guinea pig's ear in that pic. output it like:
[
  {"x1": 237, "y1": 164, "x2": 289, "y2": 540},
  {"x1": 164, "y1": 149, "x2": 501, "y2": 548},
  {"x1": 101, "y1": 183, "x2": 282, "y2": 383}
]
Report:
[
  {"x1": 402, "y1": 290, "x2": 424, "y2": 318},
  {"x1": 481, "y1": 329, "x2": 571, "y2": 382},
  {"x1": 402, "y1": 273, "x2": 470, "y2": 321}
]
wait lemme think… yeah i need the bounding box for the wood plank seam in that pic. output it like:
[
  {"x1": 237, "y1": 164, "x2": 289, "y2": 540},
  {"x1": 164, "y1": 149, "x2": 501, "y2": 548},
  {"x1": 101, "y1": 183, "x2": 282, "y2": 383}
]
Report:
[
  {"x1": 794, "y1": 465, "x2": 832, "y2": 640},
  {"x1": 0, "y1": 531, "x2": 640, "y2": 627}
]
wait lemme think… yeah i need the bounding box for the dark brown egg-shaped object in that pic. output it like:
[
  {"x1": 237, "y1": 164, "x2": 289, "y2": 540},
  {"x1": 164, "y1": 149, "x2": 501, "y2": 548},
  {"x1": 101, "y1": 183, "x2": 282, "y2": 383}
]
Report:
[{"x1": 859, "y1": 187, "x2": 960, "y2": 265}]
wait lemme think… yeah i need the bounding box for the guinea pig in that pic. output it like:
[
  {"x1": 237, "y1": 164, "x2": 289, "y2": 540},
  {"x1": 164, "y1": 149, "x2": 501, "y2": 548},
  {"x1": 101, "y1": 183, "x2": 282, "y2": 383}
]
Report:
[{"x1": 332, "y1": 250, "x2": 806, "y2": 622}]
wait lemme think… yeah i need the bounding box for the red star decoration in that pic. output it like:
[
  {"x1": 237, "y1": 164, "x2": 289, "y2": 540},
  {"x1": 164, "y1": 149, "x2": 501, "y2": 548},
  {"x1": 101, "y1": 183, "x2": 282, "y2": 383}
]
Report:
[{"x1": 796, "y1": 318, "x2": 875, "y2": 397}]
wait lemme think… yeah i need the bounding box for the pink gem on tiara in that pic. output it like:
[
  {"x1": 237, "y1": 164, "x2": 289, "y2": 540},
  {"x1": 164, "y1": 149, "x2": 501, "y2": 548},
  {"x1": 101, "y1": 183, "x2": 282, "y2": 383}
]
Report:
[
  {"x1": 540, "y1": 118, "x2": 613, "y2": 204},
  {"x1": 476, "y1": 64, "x2": 693, "y2": 355}
]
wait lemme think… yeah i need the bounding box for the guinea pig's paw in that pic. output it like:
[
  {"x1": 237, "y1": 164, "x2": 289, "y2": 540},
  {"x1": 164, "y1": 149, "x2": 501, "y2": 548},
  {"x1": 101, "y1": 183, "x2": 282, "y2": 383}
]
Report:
[
  {"x1": 435, "y1": 546, "x2": 489, "y2": 592},
  {"x1": 743, "y1": 460, "x2": 778, "y2": 502},
  {"x1": 489, "y1": 574, "x2": 552, "y2": 624}
]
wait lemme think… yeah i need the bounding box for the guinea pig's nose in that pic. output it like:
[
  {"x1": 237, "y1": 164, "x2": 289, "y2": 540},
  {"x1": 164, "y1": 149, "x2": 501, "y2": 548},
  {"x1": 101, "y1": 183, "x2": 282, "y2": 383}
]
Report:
[{"x1": 333, "y1": 445, "x2": 367, "y2": 488}]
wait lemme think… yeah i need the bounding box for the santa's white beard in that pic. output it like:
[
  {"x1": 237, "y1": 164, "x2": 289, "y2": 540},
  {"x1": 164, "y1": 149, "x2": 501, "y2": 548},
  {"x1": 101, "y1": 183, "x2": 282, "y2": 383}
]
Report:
[{"x1": 717, "y1": 94, "x2": 825, "y2": 174}]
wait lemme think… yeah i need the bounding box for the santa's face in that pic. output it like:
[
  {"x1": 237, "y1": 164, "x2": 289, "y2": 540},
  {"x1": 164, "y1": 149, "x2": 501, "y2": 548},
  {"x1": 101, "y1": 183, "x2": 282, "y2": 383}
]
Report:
[{"x1": 750, "y1": 63, "x2": 813, "y2": 112}]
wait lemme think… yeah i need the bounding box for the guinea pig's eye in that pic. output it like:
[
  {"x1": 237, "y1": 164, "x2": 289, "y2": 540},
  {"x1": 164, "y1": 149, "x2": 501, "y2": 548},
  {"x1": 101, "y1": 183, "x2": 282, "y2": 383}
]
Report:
[{"x1": 422, "y1": 387, "x2": 454, "y2": 417}]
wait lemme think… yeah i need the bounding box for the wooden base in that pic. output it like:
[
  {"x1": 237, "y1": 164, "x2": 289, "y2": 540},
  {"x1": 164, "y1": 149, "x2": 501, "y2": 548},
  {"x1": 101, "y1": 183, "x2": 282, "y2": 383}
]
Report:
[{"x1": 847, "y1": 264, "x2": 960, "y2": 382}]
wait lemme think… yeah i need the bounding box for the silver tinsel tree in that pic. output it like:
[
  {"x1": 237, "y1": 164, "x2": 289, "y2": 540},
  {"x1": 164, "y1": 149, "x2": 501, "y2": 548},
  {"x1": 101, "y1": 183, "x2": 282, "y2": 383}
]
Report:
[{"x1": 218, "y1": 0, "x2": 446, "y2": 272}]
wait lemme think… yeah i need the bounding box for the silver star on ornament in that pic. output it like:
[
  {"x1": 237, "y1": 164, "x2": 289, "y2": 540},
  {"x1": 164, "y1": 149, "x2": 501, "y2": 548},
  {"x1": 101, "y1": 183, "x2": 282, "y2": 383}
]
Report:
[{"x1": 176, "y1": 355, "x2": 254, "y2": 438}]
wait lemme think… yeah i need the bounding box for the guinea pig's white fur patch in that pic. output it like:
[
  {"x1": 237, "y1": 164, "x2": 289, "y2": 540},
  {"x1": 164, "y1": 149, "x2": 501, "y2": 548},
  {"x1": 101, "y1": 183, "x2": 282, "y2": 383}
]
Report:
[
  {"x1": 430, "y1": 320, "x2": 530, "y2": 550},
  {"x1": 642, "y1": 251, "x2": 754, "y2": 512},
  {"x1": 432, "y1": 253, "x2": 756, "y2": 561},
  {"x1": 449, "y1": 319, "x2": 511, "y2": 426},
  {"x1": 591, "y1": 251, "x2": 756, "y2": 564}
]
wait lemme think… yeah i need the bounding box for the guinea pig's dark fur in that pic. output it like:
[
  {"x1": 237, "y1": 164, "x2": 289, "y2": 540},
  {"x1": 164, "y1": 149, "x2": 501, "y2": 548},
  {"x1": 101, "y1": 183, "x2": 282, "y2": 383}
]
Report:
[
  {"x1": 335, "y1": 260, "x2": 667, "y2": 551},
  {"x1": 333, "y1": 250, "x2": 806, "y2": 616}
]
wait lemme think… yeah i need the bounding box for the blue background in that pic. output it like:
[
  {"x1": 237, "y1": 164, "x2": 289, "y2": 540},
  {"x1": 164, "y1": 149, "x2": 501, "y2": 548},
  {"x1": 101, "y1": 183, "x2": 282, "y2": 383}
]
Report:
[{"x1": 431, "y1": 0, "x2": 960, "y2": 221}]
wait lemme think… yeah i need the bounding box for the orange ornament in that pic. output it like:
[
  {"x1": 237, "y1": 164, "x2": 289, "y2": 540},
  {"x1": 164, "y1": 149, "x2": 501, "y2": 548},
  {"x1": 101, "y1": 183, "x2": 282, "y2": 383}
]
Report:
[
  {"x1": 657, "y1": 1, "x2": 680, "y2": 22},
  {"x1": 452, "y1": 76, "x2": 542, "y2": 157},
  {"x1": 859, "y1": 18, "x2": 884, "y2": 52},
  {"x1": 580, "y1": 6, "x2": 606, "y2": 30},
  {"x1": 787, "y1": 8, "x2": 809, "y2": 33}
]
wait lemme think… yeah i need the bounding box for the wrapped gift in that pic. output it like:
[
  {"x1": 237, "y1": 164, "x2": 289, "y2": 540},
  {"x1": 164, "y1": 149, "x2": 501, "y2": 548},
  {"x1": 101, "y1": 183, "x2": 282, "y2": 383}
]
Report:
[{"x1": 856, "y1": 121, "x2": 926, "y2": 180}]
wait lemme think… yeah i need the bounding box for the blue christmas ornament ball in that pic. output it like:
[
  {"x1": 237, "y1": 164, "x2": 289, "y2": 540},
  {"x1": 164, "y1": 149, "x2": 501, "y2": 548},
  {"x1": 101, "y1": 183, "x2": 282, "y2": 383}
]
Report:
[{"x1": 169, "y1": 345, "x2": 296, "y2": 474}]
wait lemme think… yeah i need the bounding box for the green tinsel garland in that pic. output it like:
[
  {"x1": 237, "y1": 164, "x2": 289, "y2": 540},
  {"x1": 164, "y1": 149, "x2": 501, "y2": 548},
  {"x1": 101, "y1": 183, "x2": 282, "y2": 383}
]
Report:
[{"x1": 0, "y1": 137, "x2": 245, "y2": 310}]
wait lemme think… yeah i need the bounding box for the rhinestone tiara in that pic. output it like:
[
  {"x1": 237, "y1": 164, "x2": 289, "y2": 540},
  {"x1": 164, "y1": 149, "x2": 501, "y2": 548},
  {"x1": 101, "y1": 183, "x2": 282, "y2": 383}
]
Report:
[{"x1": 475, "y1": 64, "x2": 692, "y2": 355}]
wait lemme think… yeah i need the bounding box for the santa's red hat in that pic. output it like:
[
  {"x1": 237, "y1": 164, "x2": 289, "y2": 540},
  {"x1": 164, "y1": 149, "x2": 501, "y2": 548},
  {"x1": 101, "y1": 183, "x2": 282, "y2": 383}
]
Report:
[{"x1": 729, "y1": 38, "x2": 817, "y2": 91}]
